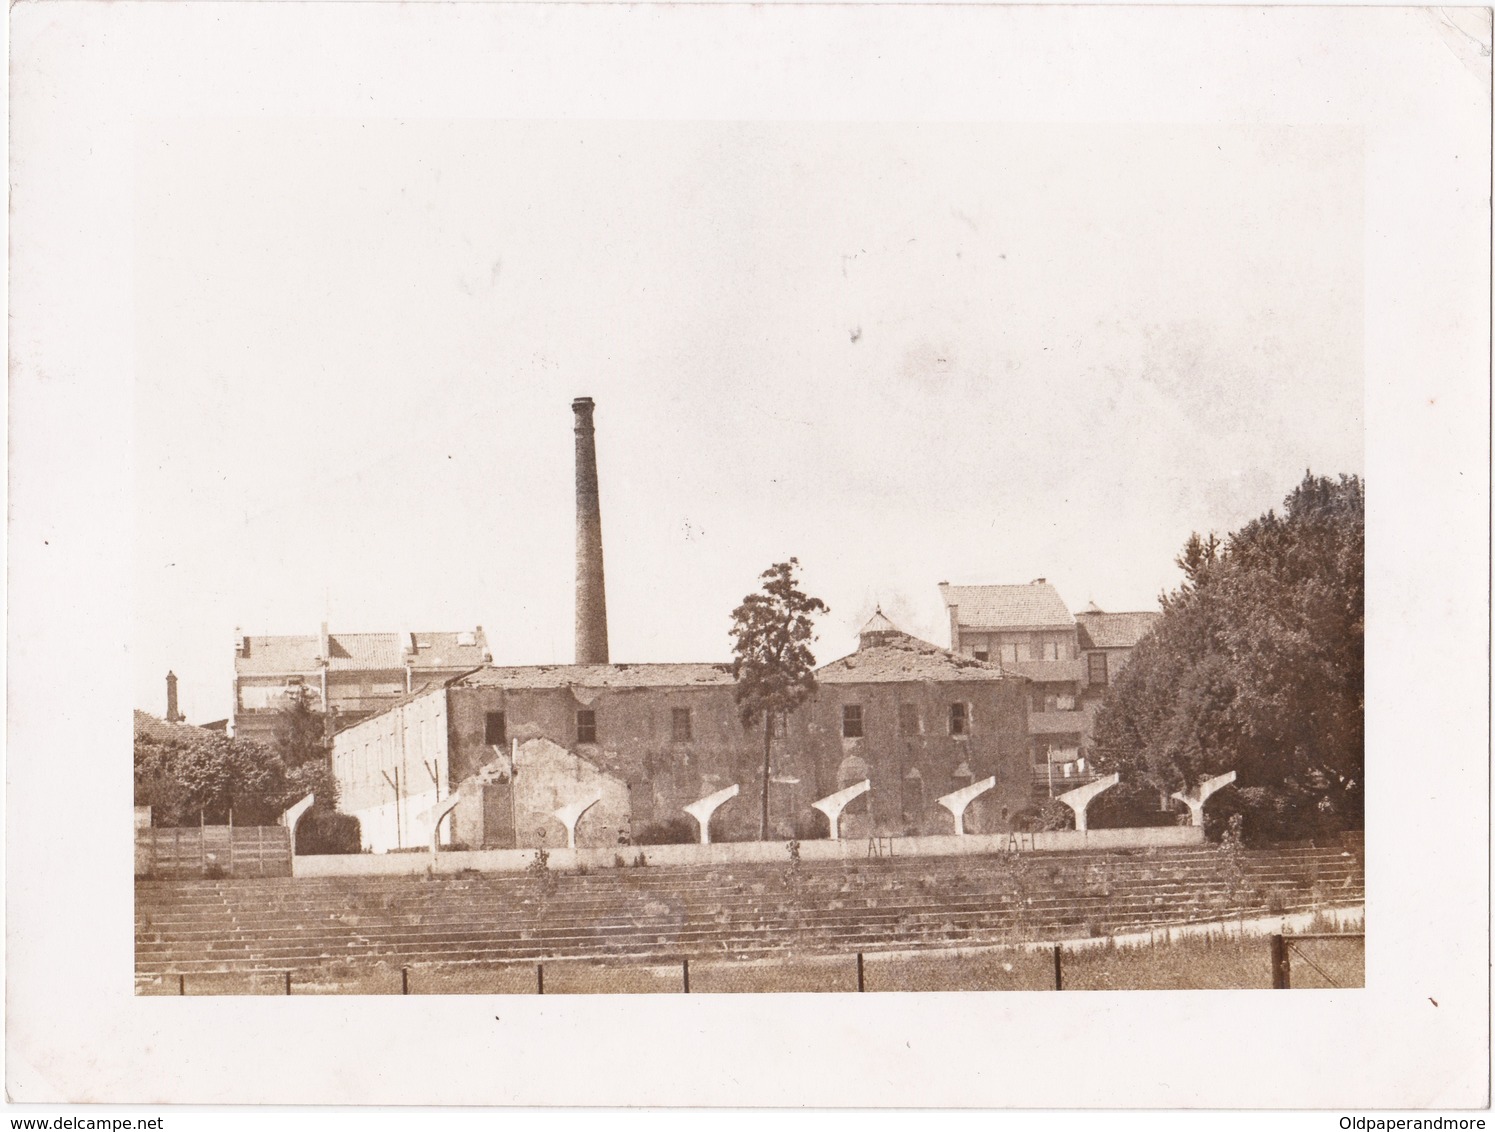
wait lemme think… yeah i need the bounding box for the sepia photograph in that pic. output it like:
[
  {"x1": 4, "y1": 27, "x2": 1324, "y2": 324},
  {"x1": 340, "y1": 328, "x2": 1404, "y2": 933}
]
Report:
[
  {"x1": 8, "y1": 0, "x2": 1489, "y2": 1110},
  {"x1": 129, "y1": 118, "x2": 1366, "y2": 998}
]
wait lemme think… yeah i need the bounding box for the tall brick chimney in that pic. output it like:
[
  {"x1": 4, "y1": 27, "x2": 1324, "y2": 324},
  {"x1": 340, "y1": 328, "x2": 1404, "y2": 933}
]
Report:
[
  {"x1": 572, "y1": 396, "x2": 610, "y2": 664},
  {"x1": 165, "y1": 670, "x2": 181, "y2": 723}
]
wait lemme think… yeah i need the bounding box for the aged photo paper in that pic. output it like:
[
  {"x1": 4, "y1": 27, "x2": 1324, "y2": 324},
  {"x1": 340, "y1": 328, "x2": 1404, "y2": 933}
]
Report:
[{"x1": 7, "y1": 0, "x2": 1491, "y2": 1110}]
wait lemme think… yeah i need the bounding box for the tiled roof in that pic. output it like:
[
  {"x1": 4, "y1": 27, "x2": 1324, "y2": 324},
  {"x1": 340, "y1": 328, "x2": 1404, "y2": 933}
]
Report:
[
  {"x1": 1075, "y1": 611, "x2": 1160, "y2": 650},
  {"x1": 456, "y1": 663, "x2": 736, "y2": 690},
  {"x1": 235, "y1": 628, "x2": 490, "y2": 676},
  {"x1": 233, "y1": 634, "x2": 322, "y2": 676},
  {"x1": 939, "y1": 582, "x2": 1075, "y2": 630},
  {"x1": 133, "y1": 710, "x2": 216, "y2": 743},
  {"x1": 817, "y1": 631, "x2": 1018, "y2": 684},
  {"x1": 405, "y1": 632, "x2": 491, "y2": 671},
  {"x1": 1002, "y1": 659, "x2": 1085, "y2": 683}
]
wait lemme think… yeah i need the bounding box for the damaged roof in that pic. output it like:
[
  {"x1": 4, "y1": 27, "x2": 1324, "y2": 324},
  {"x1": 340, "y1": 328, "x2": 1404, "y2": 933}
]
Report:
[
  {"x1": 817, "y1": 629, "x2": 1018, "y2": 684},
  {"x1": 455, "y1": 663, "x2": 737, "y2": 690}
]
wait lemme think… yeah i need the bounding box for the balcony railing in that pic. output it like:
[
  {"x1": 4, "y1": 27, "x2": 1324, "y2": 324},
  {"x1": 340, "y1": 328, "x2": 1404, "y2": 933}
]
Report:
[{"x1": 1030, "y1": 760, "x2": 1103, "y2": 796}]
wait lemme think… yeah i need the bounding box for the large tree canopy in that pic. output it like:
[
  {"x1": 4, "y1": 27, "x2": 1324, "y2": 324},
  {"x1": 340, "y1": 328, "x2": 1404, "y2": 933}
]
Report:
[
  {"x1": 134, "y1": 726, "x2": 319, "y2": 827},
  {"x1": 135, "y1": 695, "x2": 338, "y2": 829},
  {"x1": 1091, "y1": 472, "x2": 1363, "y2": 840}
]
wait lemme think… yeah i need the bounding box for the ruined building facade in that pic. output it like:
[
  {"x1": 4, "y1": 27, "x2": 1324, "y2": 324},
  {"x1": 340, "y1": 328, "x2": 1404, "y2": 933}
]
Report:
[{"x1": 330, "y1": 619, "x2": 1031, "y2": 852}]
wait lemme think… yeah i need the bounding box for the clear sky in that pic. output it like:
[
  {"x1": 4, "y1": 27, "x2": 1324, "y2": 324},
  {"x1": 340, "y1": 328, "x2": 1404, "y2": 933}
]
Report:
[{"x1": 133, "y1": 120, "x2": 1363, "y2": 725}]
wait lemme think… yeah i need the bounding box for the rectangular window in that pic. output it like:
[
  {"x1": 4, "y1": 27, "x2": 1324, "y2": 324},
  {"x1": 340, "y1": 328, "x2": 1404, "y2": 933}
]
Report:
[
  {"x1": 1088, "y1": 653, "x2": 1109, "y2": 686},
  {"x1": 671, "y1": 707, "x2": 693, "y2": 742},
  {"x1": 974, "y1": 650, "x2": 990, "y2": 661},
  {"x1": 484, "y1": 711, "x2": 507, "y2": 746},
  {"x1": 1002, "y1": 643, "x2": 1019, "y2": 663},
  {"x1": 1027, "y1": 639, "x2": 1058, "y2": 661},
  {"x1": 576, "y1": 709, "x2": 597, "y2": 743},
  {"x1": 1056, "y1": 693, "x2": 1076, "y2": 712},
  {"x1": 842, "y1": 704, "x2": 863, "y2": 739},
  {"x1": 949, "y1": 702, "x2": 968, "y2": 736},
  {"x1": 898, "y1": 703, "x2": 919, "y2": 736}
]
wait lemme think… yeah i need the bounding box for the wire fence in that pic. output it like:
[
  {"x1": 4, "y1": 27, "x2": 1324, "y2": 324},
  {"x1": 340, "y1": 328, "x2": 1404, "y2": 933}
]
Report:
[
  {"x1": 1272, "y1": 932, "x2": 1366, "y2": 989},
  {"x1": 138, "y1": 931, "x2": 1365, "y2": 995}
]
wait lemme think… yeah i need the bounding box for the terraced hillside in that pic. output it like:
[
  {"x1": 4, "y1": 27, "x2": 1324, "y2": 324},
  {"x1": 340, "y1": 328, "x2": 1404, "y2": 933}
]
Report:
[{"x1": 136, "y1": 843, "x2": 1362, "y2": 987}]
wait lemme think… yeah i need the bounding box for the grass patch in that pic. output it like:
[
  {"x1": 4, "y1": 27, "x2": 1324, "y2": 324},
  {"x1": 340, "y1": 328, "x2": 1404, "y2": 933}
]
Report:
[
  {"x1": 864, "y1": 949, "x2": 1056, "y2": 992},
  {"x1": 537, "y1": 961, "x2": 686, "y2": 994},
  {"x1": 139, "y1": 915, "x2": 1367, "y2": 994}
]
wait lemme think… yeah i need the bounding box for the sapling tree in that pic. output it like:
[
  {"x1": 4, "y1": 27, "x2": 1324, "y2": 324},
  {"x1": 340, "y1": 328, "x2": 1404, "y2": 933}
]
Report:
[{"x1": 728, "y1": 559, "x2": 829, "y2": 840}]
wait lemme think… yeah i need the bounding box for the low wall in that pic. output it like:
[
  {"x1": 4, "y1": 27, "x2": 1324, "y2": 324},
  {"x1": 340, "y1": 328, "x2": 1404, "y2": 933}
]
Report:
[{"x1": 292, "y1": 824, "x2": 1203, "y2": 878}]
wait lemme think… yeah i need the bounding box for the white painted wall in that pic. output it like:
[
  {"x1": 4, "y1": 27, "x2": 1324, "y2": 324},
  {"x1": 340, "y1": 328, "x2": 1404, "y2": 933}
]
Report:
[
  {"x1": 330, "y1": 686, "x2": 451, "y2": 852},
  {"x1": 295, "y1": 824, "x2": 1205, "y2": 876}
]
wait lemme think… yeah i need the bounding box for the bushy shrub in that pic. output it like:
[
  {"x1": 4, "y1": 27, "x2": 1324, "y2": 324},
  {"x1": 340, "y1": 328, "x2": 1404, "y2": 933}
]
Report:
[
  {"x1": 1086, "y1": 781, "x2": 1182, "y2": 830},
  {"x1": 634, "y1": 817, "x2": 695, "y2": 845},
  {"x1": 791, "y1": 810, "x2": 830, "y2": 841},
  {"x1": 1204, "y1": 784, "x2": 1336, "y2": 845},
  {"x1": 1010, "y1": 801, "x2": 1073, "y2": 833},
  {"x1": 294, "y1": 809, "x2": 362, "y2": 855}
]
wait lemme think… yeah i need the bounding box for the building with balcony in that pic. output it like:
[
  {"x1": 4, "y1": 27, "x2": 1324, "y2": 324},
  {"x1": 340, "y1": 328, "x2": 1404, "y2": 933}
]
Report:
[{"x1": 939, "y1": 580, "x2": 1159, "y2": 799}]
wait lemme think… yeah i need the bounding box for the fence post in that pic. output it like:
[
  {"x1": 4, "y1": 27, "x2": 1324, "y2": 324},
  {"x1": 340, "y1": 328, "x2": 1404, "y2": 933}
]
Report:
[
  {"x1": 536, "y1": 963, "x2": 544, "y2": 995},
  {"x1": 682, "y1": 958, "x2": 690, "y2": 994},
  {"x1": 1270, "y1": 934, "x2": 1290, "y2": 989},
  {"x1": 1053, "y1": 945, "x2": 1063, "y2": 991},
  {"x1": 178, "y1": 974, "x2": 185, "y2": 996},
  {"x1": 402, "y1": 967, "x2": 410, "y2": 995},
  {"x1": 857, "y1": 952, "x2": 865, "y2": 992},
  {"x1": 285, "y1": 971, "x2": 292, "y2": 996}
]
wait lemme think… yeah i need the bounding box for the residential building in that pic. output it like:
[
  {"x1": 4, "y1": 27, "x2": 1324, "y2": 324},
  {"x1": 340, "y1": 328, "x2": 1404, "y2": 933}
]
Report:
[
  {"x1": 232, "y1": 623, "x2": 490, "y2": 745},
  {"x1": 939, "y1": 580, "x2": 1159, "y2": 798}
]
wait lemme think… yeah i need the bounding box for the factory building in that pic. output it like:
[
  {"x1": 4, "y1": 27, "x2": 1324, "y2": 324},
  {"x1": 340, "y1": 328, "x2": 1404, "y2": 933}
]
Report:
[{"x1": 327, "y1": 397, "x2": 1030, "y2": 851}]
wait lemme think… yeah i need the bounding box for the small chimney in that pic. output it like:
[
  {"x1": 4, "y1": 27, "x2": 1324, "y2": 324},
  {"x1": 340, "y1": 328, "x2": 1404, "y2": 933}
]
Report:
[
  {"x1": 573, "y1": 397, "x2": 610, "y2": 664},
  {"x1": 165, "y1": 671, "x2": 181, "y2": 723}
]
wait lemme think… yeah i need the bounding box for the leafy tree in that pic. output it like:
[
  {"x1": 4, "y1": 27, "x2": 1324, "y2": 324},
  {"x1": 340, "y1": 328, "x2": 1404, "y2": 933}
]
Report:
[
  {"x1": 729, "y1": 559, "x2": 829, "y2": 839},
  {"x1": 1091, "y1": 472, "x2": 1363, "y2": 842},
  {"x1": 271, "y1": 685, "x2": 328, "y2": 768},
  {"x1": 265, "y1": 686, "x2": 350, "y2": 844},
  {"x1": 134, "y1": 725, "x2": 297, "y2": 827},
  {"x1": 134, "y1": 710, "x2": 346, "y2": 833}
]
